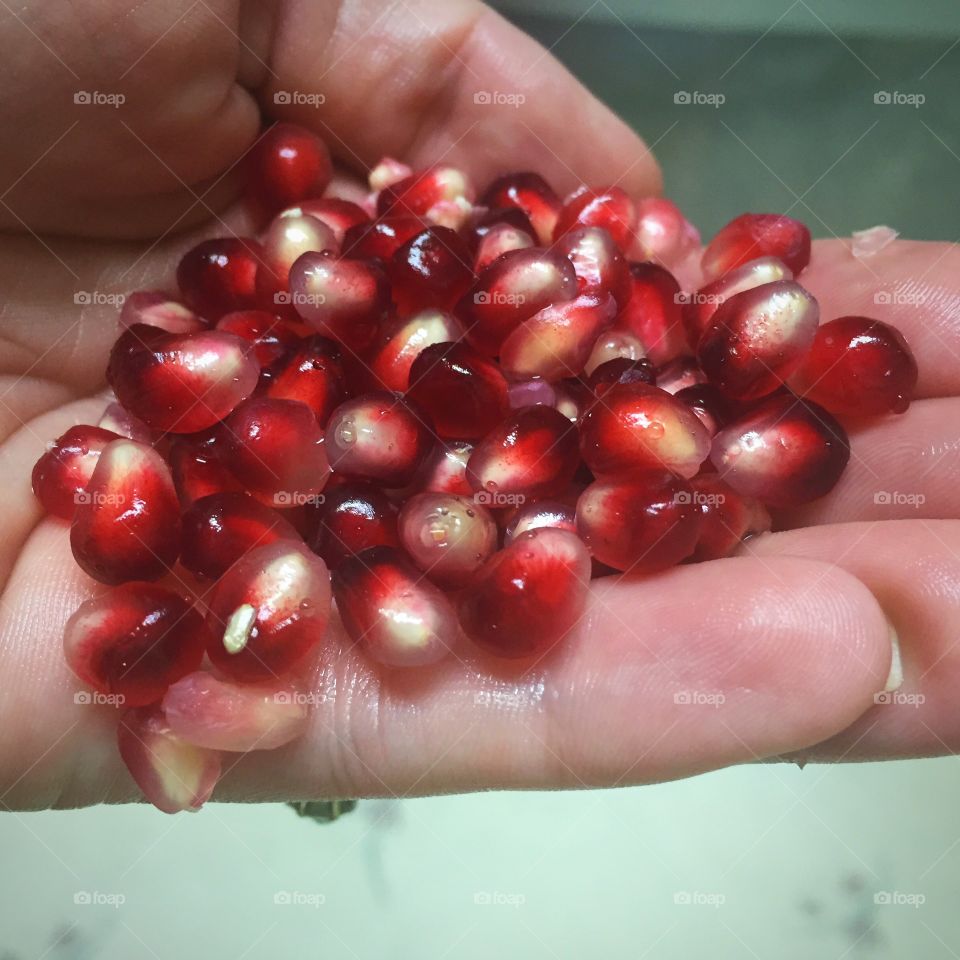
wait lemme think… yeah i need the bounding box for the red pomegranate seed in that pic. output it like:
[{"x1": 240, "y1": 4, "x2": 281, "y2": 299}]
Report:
[
  {"x1": 459, "y1": 527, "x2": 590, "y2": 659},
  {"x1": 466, "y1": 405, "x2": 580, "y2": 501},
  {"x1": 702, "y1": 213, "x2": 811, "y2": 280},
  {"x1": 368, "y1": 309, "x2": 464, "y2": 392},
  {"x1": 553, "y1": 226, "x2": 631, "y2": 308},
  {"x1": 256, "y1": 212, "x2": 337, "y2": 307},
  {"x1": 388, "y1": 227, "x2": 474, "y2": 314},
  {"x1": 404, "y1": 440, "x2": 474, "y2": 497},
  {"x1": 264, "y1": 334, "x2": 348, "y2": 426},
  {"x1": 587, "y1": 356, "x2": 656, "y2": 395},
  {"x1": 342, "y1": 216, "x2": 428, "y2": 261},
  {"x1": 107, "y1": 324, "x2": 260, "y2": 433},
  {"x1": 632, "y1": 198, "x2": 700, "y2": 266},
  {"x1": 579, "y1": 382, "x2": 712, "y2": 480},
  {"x1": 98, "y1": 402, "x2": 152, "y2": 444},
  {"x1": 377, "y1": 166, "x2": 473, "y2": 219},
  {"x1": 64, "y1": 582, "x2": 207, "y2": 705},
  {"x1": 791, "y1": 315, "x2": 918, "y2": 417},
  {"x1": 583, "y1": 330, "x2": 646, "y2": 376},
  {"x1": 333, "y1": 546, "x2": 457, "y2": 667},
  {"x1": 246, "y1": 122, "x2": 332, "y2": 215},
  {"x1": 508, "y1": 378, "x2": 558, "y2": 409},
  {"x1": 181, "y1": 492, "x2": 301, "y2": 581},
  {"x1": 206, "y1": 540, "x2": 331, "y2": 682},
  {"x1": 554, "y1": 186, "x2": 637, "y2": 250},
  {"x1": 553, "y1": 379, "x2": 593, "y2": 424},
  {"x1": 710, "y1": 393, "x2": 850, "y2": 507},
  {"x1": 220, "y1": 398, "x2": 329, "y2": 507},
  {"x1": 70, "y1": 439, "x2": 180, "y2": 584},
  {"x1": 369, "y1": 157, "x2": 413, "y2": 192},
  {"x1": 481, "y1": 172, "x2": 561, "y2": 246},
  {"x1": 215, "y1": 310, "x2": 303, "y2": 370},
  {"x1": 292, "y1": 197, "x2": 369, "y2": 246},
  {"x1": 118, "y1": 707, "x2": 221, "y2": 813},
  {"x1": 576, "y1": 473, "x2": 701, "y2": 573},
  {"x1": 655, "y1": 355, "x2": 707, "y2": 395},
  {"x1": 169, "y1": 431, "x2": 242, "y2": 506},
  {"x1": 697, "y1": 280, "x2": 820, "y2": 402},
  {"x1": 119, "y1": 291, "x2": 204, "y2": 334},
  {"x1": 176, "y1": 237, "x2": 263, "y2": 320},
  {"x1": 503, "y1": 499, "x2": 577, "y2": 544},
  {"x1": 683, "y1": 256, "x2": 793, "y2": 349},
  {"x1": 308, "y1": 481, "x2": 400, "y2": 568},
  {"x1": 687, "y1": 475, "x2": 771, "y2": 561},
  {"x1": 288, "y1": 250, "x2": 388, "y2": 350},
  {"x1": 325, "y1": 393, "x2": 433, "y2": 486},
  {"x1": 407, "y1": 341, "x2": 510, "y2": 439},
  {"x1": 473, "y1": 219, "x2": 535, "y2": 272},
  {"x1": 500, "y1": 293, "x2": 617, "y2": 382},
  {"x1": 31, "y1": 425, "x2": 120, "y2": 520},
  {"x1": 397, "y1": 492, "x2": 498, "y2": 587},
  {"x1": 674, "y1": 384, "x2": 731, "y2": 435},
  {"x1": 162, "y1": 672, "x2": 309, "y2": 751},
  {"x1": 460, "y1": 247, "x2": 578, "y2": 356},
  {"x1": 614, "y1": 262, "x2": 686, "y2": 364}
]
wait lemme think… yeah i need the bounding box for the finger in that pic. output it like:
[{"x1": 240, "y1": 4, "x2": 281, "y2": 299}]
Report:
[
  {"x1": 267, "y1": 0, "x2": 662, "y2": 198},
  {"x1": 0, "y1": 523, "x2": 891, "y2": 808},
  {"x1": 741, "y1": 520, "x2": 960, "y2": 761}
]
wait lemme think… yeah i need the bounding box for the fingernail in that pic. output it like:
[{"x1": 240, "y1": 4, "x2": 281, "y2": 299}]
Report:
[{"x1": 883, "y1": 620, "x2": 903, "y2": 692}]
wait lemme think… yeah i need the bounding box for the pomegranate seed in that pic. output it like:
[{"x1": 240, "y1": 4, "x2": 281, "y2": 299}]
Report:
[
  {"x1": 503, "y1": 499, "x2": 577, "y2": 544},
  {"x1": 288, "y1": 250, "x2": 388, "y2": 349},
  {"x1": 404, "y1": 440, "x2": 474, "y2": 497},
  {"x1": 655, "y1": 355, "x2": 707, "y2": 395},
  {"x1": 553, "y1": 379, "x2": 593, "y2": 423},
  {"x1": 378, "y1": 166, "x2": 473, "y2": 218},
  {"x1": 579, "y1": 382, "x2": 712, "y2": 479},
  {"x1": 388, "y1": 227, "x2": 473, "y2": 314},
  {"x1": 332, "y1": 546, "x2": 457, "y2": 667},
  {"x1": 342, "y1": 216, "x2": 428, "y2": 261},
  {"x1": 683, "y1": 256, "x2": 793, "y2": 349},
  {"x1": 632, "y1": 198, "x2": 700, "y2": 266},
  {"x1": 324, "y1": 393, "x2": 433, "y2": 486},
  {"x1": 481, "y1": 172, "x2": 561, "y2": 246},
  {"x1": 460, "y1": 247, "x2": 578, "y2": 356},
  {"x1": 576, "y1": 473, "x2": 701, "y2": 573},
  {"x1": 246, "y1": 122, "x2": 332, "y2": 215},
  {"x1": 97, "y1": 402, "x2": 152, "y2": 444},
  {"x1": 292, "y1": 198, "x2": 369, "y2": 246},
  {"x1": 614, "y1": 262, "x2": 687, "y2": 364},
  {"x1": 256, "y1": 212, "x2": 337, "y2": 307},
  {"x1": 473, "y1": 219, "x2": 535, "y2": 272},
  {"x1": 587, "y1": 356, "x2": 656, "y2": 395},
  {"x1": 32, "y1": 425, "x2": 120, "y2": 520},
  {"x1": 264, "y1": 334, "x2": 348, "y2": 426},
  {"x1": 583, "y1": 330, "x2": 646, "y2": 377},
  {"x1": 553, "y1": 226, "x2": 631, "y2": 308},
  {"x1": 554, "y1": 186, "x2": 637, "y2": 250},
  {"x1": 459, "y1": 527, "x2": 590, "y2": 658},
  {"x1": 791, "y1": 315, "x2": 918, "y2": 417},
  {"x1": 369, "y1": 157, "x2": 413, "y2": 192},
  {"x1": 169, "y1": 431, "x2": 242, "y2": 506},
  {"x1": 407, "y1": 341, "x2": 510, "y2": 439},
  {"x1": 70, "y1": 439, "x2": 180, "y2": 584},
  {"x1": 119, "y1": 291, "x2": 204, "y2": 334},
  {"x1": 176, "y1": 237, "x2": 263, "y2": 320},
  {"x1": 64, "y1": 582, "x2": 207, "y2": 705},
  {"x1": 687, "y1": 475, "x2": 771, "y2": 561},
  {"x1": 702, "y1": 213, "x2": 811, "y2": 280},
  {"x1": 220, "y1": 398, "x2": 330, "y2": 507},
  {"x1": 181, "y1": 492, "x2": 301, "y2": 581},
  {"x1": 215, "y1": 309, "x2": 302, "y2": 370},
  {"x1": 508, "y1": 378, "x2": 558, "y2": 409},
  {"x1": 710, "y1": 393, "x2": 850, "y2": 507},
  {"x1": 308, "y1": 481, "x2": 400, "y2": 568},
  {"x1": 162, "y1": 672, "x2": 309, "y2": 751},
  {"x1": 368, "y1": 309, "x2": 464, "y2": 392},
  {"x1": 397, "y1": 492, "x2": 497, "y2": 587},
  {"x1": 674, "y1": 384, "x2": 731, "y2": 435},
  {"x1": 500, "y1": 293, "x2": 617, "y2": 382},
  {"x1": 107, "y1": 324, "x2": 260, "y2": 433},
  {"x1": 466, "y1": 405, "x2": 579, "y2": 500},
  {"x1": 206, "y1": 541, "x2": 331, "y2": 682},
  {"x1": 697, "y1": 280, "x2": 820, "y2": 402},
  {"x1": 118, "y1": 707, "x2": 221, "y2": 813}
]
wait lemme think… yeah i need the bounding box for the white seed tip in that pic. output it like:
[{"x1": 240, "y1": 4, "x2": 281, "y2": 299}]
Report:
[{"x1": 223, "y1": 603, "x2": 257, "y2": 655}]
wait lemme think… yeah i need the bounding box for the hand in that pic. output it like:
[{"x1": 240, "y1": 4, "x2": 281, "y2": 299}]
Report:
[{"x1": 0, "y1": 0, "x2": 957, "y2": 811}]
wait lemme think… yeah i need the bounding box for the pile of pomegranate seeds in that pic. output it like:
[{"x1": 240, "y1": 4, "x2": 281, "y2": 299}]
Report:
[{"x1": 31, "y1": 123, "x2": 919, "y2": 813}]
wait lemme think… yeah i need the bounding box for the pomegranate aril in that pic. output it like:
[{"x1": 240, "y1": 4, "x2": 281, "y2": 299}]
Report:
[
  {"x1": 579, "y1": 381, "x2": 712, "y2": 480},
  {"x1": 220, "y1": 398, "x2": 329, "y2": 507},
  {"x1": 459, "y1": 527, "x2": 590, "y2": 659},
  {"x1": 481, "y1": 171, "x2": 561, "y2": 246},
  {"x1": 554, "y1": 186, "x2": 637, "y2": 250},
  {"x1": 293, "y1": 198, "x2": 369, "y2": 246},
  {"x1": 342, "y1": 216, "x2": 428, "y2": 261},
  {"x1": 397, "y1": 492, "x2": 497, "y2": 587},
  {"x1": 460, "y1": 247, "x2": 578, "y2": 356},
  {"x1": 368, "y1": 309, "x2": 464, "y2": 392},
  {"x1": 500, "y1": 293, "x2": 617, "y2": 382},
  {"x1": 369, "y1": 157, "x2": 413, "y2": 192},
  {"x1": 407, "y1": 341, "x2": 510, "y2": 439},
  {"x1": 632, "y1": 198, "x2": 700, "y2": 267},
  {"x1": 70, "y1": 439, "x2": 180, "y2": 584},
  {"x1": 404, "y1": 440, "x2": 474, "y2": 497},
  {"x1": 162, "y1": 672, "x2": 309, "y2": 751},
  {"x1": 206, "y1": 540, "x2": 331, "y2": 682},
  {"x1": 553, "y1": 378, "x2": 593, "y2": 423},
  {"x1": 687, "y1": 475, "x2": 771, "y2": 562},
  {"x1": 308, "y1": 481, "x2": 400, "y2": 568},
  {"x1": 216, "y1": 309, "x2": 303, "y2": 370},
  {"x1": 697, "y1": 280, "x2": 819, "y2": 402},
  {"x1": 503, "y1": 498, "x2": 577, "y2": 544},
  {"x1": 466, "y1": 405, "x2": 580, "y2": 500},
  {"x1": 588, "y1": 356, "x2": 656, "y2": 395},
  {"x1": 265, "y1": 334, "x2": 348, "y2": 426},
  {"x1": 655, "y1": 355, "x2": 707, "y2": 395},
  {"x1": 583, "y1": 330, "x2": 646, "y2": 377},
  {"x1": 473, "y1": 220, "x2": 535, "y2": 272},
  {"x1": 325, "y1": 393, "x2": 433, "y2": 486},
  {"x1": 31, "y1": 425, "x2": 120, "y2": 520},
  {"x1": 508, "y1": 378, "x2": 558, "y2": 409},
  {"x1": 576, "y1": 473, "x2": 701, "y2": 573},
  {"x1": 790, "y1": 315, "x2": 918, "y2": 417},
  {"x1": 246, "y1": 122, "x2": 332, "y2": 215},
  {"x1": 377, "y1": 166, "x2": 473, "y2": 219},
  {"x1": 181, "y1": 492, "x2": 301, "y2": 581},
  {"x1": 710, "y1": 393, "x2": 850, "y2": 507},
  {"x1": 98, "y1": 402, "x2": 152, "y2": 444},
  {"x1": 554, "y1": 226, "x2": 631, "y2": 308},
  {"x1": 176, "y1": 237, "x2": 263, "y2": 320},
  {"x1": 118, "y1": 707, "x2": 221, "y2": 814},
  {"x1": 702, "y1": 213, "x2": 811, "y2": 280},
  {"x1": 64, "y1": 582, "x2": 207, "y2": 705},
  {"x1": 674, "y1": 384, "x2": 731, "y2": 435},
  {"x1": 107, "y1": 324, "x2": 260, "y2": 434},
  {"x1": 615, "y1": 262, "x2": 687, "y2": 364},
  {"x1": 169, "y1": 431, "x2": 242, "y2": 506},
  {"x1": 256, "y1": 212, "x2": 337, "y2": 307},
  {"x1": 388, "y1": 227, "x2": 473, "y2": 314},
  {"x1": 333, "y1": 546, "x2": 456, "y2": 667},
  {"x1": 119, "y1": 291, "x2": 204, "y2": 335}
]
